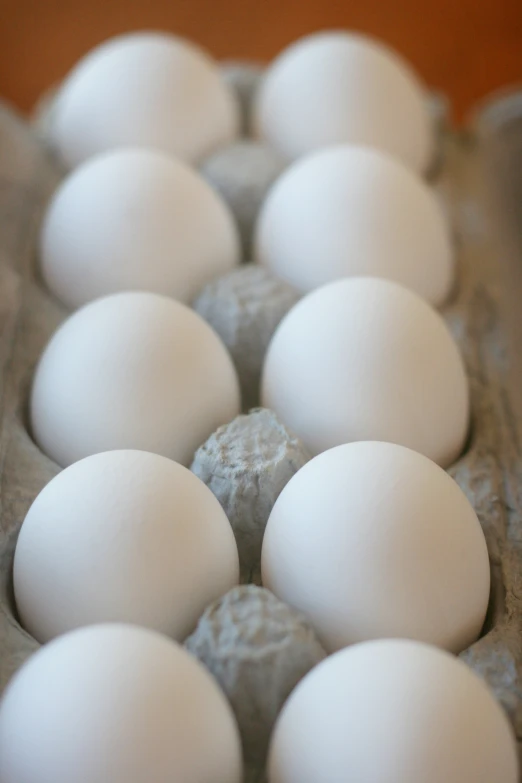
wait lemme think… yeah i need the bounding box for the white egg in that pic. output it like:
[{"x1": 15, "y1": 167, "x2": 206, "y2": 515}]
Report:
[
  {"x1": 254, "y1": 31, "x2": 433, "y2": 172},
  {"x1": 268, "y1": 639, "x2": 518, "y2": 783},
  {"x1": 254, "y1": 145, "x2": 454, "y2": 306},
  {"x1": 49, "y1": 31, "x2": 239, "y2": 169},
  {"x1": 14, "y1": 450, "x2": 239, "y2": 643},
  {"x1": 30, "y1": 291, "x2": 240, "y2": 467},
  {"x1": 41, "y1": 147, "x2": 240, "y2": 309},
  {"x1": 0, "y1": 624, "x2": 242, "y2": 783},
  {"x1": 262, "y1": 441, "x2": 489, "y2": 653},
  {"x1": 261, "y1": 277, "x2": 469, "y2": 467}
]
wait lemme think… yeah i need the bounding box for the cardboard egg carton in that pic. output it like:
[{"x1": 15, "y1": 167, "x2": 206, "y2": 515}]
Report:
[{"x1": 1, "y1": 85, "x2": 522, "y2": 773}]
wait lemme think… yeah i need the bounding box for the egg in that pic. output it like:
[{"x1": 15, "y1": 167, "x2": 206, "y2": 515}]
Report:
[
  {"x1": 30, "y1": 291, "x2": 241, "y2": 467},
  {"x1": 268, "y1": 639, "x2": 518, "y2": 783},
  {"x1": 262, "y1": 441, "x2": 489, "y2": 653},
  {"x1": 14, "y1": 450, "x2": 239, "y2": 643},
  {"x1": 261, "y1": 277, "x2": 469, "y2": 467},
  {"x1": 253, "y1": 31, "x2": 433, "y2": 172},
  {"x1": 254, "y1": 145, "x2": 454, "y2": 306},
  {"x1": 0, "y1": 624, "x2": 243, "y2": 783},
  {"x1": 48, "y1": 31, "x2": 239, "y2": 169},
  {"x1": 40, "y1": 147, "x2": 240, "y2": 309}
]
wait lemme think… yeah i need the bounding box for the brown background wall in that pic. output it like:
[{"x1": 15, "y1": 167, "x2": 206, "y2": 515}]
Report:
[{"x1": 0, "y1": 0, "x2": 521, "y2": 122}]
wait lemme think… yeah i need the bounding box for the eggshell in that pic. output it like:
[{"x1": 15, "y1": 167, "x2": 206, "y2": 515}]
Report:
[
  {"x1": 30, "y1": 291, "x2": 241, "y2": 467},
  {"x1": 262, "y1": 441, "x2": 490, "y2": 653},
  {"x1": 49, "y1": 31, "x2": 239, "y2": 168},
  {"x1": 254, "y1": 145, "x2": 454, "y2": 306},
  {"x1": 268, "y1": 639, "x2": 518, "y2": 783},
  {"x1": 14, "y1": 450, "x2": 239, "y2": 643},
  {"x1": 261, "y1": 277, "x2": 469, "y2": 467},
  {"x1": 253, "y1": 31, "x2": 433, "y2": 172},
  {"x1": 0, "y1": 624, "x2": 243, "y2": 783},
  {"x1": 41, "y1": 147, "x2": 240, "y2": 309}
]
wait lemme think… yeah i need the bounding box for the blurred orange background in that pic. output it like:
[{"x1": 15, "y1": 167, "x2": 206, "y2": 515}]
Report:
[{"x1": 0, "y1": 0, "x2": 521, "y2": 122}]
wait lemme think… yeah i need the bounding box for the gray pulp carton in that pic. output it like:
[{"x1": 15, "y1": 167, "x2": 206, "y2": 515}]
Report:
[{"x1": 1, "y1": 82, "x2": 522, "y2": 776}]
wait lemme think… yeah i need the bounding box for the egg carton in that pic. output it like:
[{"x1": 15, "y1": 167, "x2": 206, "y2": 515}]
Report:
[{"x1": 1, "y1": 78, "x2": 522, "y2": 780}]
